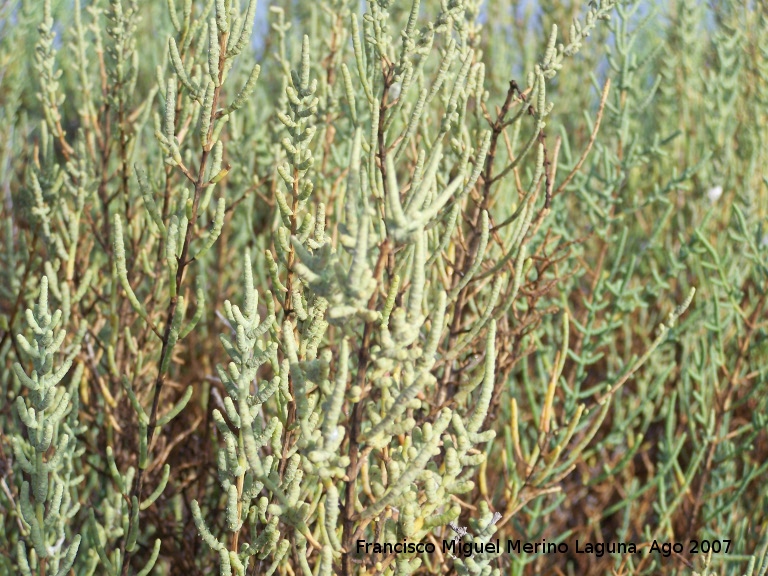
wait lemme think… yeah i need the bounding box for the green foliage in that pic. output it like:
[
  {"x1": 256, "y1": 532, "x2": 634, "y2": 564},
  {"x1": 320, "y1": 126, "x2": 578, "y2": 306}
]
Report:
[
  {"x1": 9, "y1": 276, "x2": 86, "y2": 576},
  {"x1": 1, "y1": 0, "x2": 767, "y2": 575}
]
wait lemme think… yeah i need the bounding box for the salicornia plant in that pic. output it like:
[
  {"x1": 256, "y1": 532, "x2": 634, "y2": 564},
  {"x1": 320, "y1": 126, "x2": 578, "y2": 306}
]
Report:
[
  {"x1": 1, "y1": 0, "x2": 767, "y2": 575},
  {"x1": 10, "y1": 276, "x2": 85, "y2": 576}
]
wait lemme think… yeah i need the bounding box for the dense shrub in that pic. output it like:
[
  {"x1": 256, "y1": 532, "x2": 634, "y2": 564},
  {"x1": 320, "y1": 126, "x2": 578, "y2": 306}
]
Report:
[{"x1": 1, "y1": 0, "x2": 767, "y2": 574}]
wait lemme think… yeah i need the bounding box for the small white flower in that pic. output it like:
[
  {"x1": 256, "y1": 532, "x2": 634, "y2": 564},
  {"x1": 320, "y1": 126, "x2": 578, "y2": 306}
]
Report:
[
  {"x1": 761, "y1": 235, "x2": 768, "y2": 248},
  {"x1": 707, "y1": 186, "x2": 723, "y2": 203}
]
